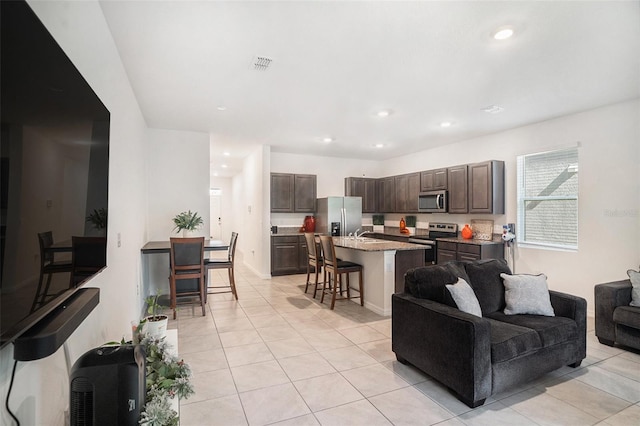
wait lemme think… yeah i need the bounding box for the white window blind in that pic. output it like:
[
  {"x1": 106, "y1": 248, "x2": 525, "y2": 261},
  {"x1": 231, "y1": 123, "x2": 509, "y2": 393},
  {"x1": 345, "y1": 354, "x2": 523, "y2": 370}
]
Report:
[{"x1": 516, "y1": 147, "x2": 579, "y2": 250}]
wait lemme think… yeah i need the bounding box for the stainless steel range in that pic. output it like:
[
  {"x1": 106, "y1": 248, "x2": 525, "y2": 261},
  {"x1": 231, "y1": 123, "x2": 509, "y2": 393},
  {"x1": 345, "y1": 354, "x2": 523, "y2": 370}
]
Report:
[{"x1": 408, "y1": 223, "x2": 458, "y2": 265}]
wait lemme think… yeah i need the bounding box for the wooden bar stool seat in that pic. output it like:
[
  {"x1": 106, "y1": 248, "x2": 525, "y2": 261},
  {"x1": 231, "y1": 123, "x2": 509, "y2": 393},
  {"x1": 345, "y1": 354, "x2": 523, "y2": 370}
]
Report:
[
  {"x1": 318, "y1": 235, "x2": 363, "y2": 310},
  {"x1": 303, "y1": 233, "x2": 325, "y2": 298}
]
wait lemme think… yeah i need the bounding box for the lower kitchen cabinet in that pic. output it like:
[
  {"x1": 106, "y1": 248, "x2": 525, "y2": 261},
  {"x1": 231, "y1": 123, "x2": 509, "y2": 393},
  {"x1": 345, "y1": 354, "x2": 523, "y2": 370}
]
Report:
[
  {"x1": 271, "y1": 235, "x2": 309, "y2": 275},
  {"x1": 436, "y1": 240, "x2": 504, "y2": 264}
]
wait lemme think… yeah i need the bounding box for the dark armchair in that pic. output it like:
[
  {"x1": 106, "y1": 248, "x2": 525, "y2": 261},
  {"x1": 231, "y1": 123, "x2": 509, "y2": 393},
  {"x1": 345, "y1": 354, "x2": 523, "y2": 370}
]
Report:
[
  {"x1": 392, "y1": 259, "x2": 586, "y2": 408},
  {"x1": 595, "y1": 279, "x2": 640, "y2": 350}
]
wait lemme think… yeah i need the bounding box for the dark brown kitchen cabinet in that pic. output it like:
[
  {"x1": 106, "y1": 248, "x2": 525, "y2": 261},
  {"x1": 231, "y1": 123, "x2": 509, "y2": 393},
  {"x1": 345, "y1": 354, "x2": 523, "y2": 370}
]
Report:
[
  {"x1": 270, "y1": 173, "x2": 294, "y2": 212},
  {"x1": 436, "y1": 240, "x2": 504, "y2": 264},
  {"x1": 420, "y1": 168, "x2": 448, "y2": 192},
  {"x1": 270, "y1": 173, "x2": 316, "y2": 213},
  {"x1": 271, "y1": 235, "x2": 309, "y2": 275},
  {"x1": 345, "y1": 177, "x2": 377, "y2": 213},
  {"x1": 377, "y1": 177, "x2": 396, "y2": 213},
  {"x1": 395, "y1": 173, "x2": 420, "y2": 212},
  {"x1": 294, "y1": 174, "x2": 317, "y2": 212},
  {"x1": 447, "y1": 165, "x2": 468, "y2": 213},
  {"x1": 468, "y1": 160, "x2": 505, "y2": 214}
]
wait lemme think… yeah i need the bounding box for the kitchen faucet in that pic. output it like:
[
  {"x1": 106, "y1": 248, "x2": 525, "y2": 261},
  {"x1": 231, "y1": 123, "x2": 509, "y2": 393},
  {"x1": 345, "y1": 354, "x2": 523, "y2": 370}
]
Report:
[{"x1": 355, "y1": 230, "x2": 371, "y2": 239}]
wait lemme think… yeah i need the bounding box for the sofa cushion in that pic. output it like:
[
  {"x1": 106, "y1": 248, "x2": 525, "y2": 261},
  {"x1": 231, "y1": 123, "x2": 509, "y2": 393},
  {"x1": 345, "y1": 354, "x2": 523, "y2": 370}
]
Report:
[
  {"x1": 464, "y1": 259, "x2": 512, "y2": 314},
  {"x1": 613, "y1": 305, "x2": 640, "y2": 329},
  {"x1": 487, "y1": 312, "x2": 577, "y2": 348},
  {"x1": 501, "y1": 273, "x2": 555, "y2": 316},
  {"x1": 404, "y1": 262, "x2": 469, "y2": 304},
  {"x1": 446, "y1": 277, "x2": 482, "y2": 317},
  {"x1": 628, "y1": 269, "x2": 640, "y2": 307},
  {"x1": 485, "y1": 318, "x2": 542, "y2": 363}
]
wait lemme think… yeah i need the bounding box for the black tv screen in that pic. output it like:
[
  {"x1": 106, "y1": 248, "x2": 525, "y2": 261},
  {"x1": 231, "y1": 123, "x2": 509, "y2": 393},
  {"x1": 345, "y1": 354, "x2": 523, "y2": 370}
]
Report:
[{"x1": 1, "y1": 1, "x2": 110, "y2": 349}]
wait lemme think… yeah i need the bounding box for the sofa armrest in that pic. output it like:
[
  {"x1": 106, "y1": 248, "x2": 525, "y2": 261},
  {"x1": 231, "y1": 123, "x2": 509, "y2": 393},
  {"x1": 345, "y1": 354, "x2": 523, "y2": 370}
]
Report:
[
  {"x1": 392, "y1": 293, "x2": 491, "y2": 407},
  {"x1": 594, "y1": 280, "x2": 632, "y2": 345},
  {"x1": 549, "y1": 290, "x2": 587, "y2": 361}
]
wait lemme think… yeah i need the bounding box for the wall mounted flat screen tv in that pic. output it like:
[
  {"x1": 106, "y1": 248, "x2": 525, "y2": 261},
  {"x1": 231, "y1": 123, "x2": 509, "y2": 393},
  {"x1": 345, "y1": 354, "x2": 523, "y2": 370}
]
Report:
[{"x1": 1, "y1": 0, "x2": 110, "y2": 349}]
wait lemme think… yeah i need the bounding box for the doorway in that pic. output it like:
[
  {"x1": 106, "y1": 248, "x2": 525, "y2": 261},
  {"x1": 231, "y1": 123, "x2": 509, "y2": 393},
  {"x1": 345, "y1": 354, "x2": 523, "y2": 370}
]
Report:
[{"x1": 210, "y1": 189, "x2": 222, "y2": 240}]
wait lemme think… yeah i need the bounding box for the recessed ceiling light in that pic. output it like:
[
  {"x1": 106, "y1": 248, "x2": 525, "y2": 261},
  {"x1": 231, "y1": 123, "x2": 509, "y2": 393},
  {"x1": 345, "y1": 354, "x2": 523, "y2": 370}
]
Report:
[
  {"x1": 375, "y1": 143, "x2": 385, "y2": 148},
  {"x1": 221, "y1": 164, "x2": 228, "y2": 168},
  {"x1": 322, "y1": 137, "x2": 334, "y2": 143},
  {"x1": 223, "y1": 152, "x2": 230, "y2": 156},
  {"x1": 440, "y1": 121, "x2": 452, "y2": 128},
  {"x1": 493, "y1": 27, "x2": 514, "y2": 40},
  {"x1": 377, "y1": 110, "x2": 391, "y2": 117},
  {"x1": 482, "y1": 105, "x2": 505, "y2": 114},
  {"x1": 216, "y1": 106, "x2": 227, "y2": 111}
]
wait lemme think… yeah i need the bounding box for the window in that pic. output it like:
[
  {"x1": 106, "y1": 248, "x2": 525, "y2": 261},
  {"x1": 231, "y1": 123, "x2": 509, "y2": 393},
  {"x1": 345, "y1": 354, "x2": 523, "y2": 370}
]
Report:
[{"x1": 516, "y1": 147, "x2": 579, "y2": 250}]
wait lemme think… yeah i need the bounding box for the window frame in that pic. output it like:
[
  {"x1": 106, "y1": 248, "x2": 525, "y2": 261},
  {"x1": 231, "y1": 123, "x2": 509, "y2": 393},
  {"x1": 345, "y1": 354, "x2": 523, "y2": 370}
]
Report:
[{"x1": 516, "y1": 147, "x2": 579, "y2": 251}]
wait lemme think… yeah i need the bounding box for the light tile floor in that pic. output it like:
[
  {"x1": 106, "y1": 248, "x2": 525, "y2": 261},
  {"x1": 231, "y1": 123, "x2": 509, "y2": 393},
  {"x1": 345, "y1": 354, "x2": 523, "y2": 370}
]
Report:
[{"x1": 170, "y1": 262, "x2": 640, "y2": 426}]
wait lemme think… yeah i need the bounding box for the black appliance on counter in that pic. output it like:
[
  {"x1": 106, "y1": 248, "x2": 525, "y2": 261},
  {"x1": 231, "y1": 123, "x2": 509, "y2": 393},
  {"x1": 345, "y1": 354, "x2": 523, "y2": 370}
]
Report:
[
  {"x1": 331, "y1": 222, "x2": 341, "y2": 236},
  {"x1": 408, "y1": 223, "x2": 458, "y2": 265}
]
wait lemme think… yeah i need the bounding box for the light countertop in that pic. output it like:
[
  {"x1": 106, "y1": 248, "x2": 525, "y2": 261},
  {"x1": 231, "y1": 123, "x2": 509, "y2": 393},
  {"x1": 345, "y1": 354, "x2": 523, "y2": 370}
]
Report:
[{"x1": 332, "y1": 236, "x2": 428, "y2": 252}]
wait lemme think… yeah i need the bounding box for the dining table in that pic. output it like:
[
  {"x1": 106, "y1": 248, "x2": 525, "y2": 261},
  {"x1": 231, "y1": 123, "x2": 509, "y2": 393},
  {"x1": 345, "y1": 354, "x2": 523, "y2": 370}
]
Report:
[
  {"x1": 140, "y1": 239, "x2": 229, "y2": 300},
  {"x1": 141, "y1": 239, "x2": 229, "y2": 254}
]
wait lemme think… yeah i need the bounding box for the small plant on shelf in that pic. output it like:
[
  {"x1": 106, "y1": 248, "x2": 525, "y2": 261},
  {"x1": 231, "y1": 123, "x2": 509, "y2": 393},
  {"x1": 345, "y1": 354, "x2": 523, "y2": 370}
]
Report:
[{"x1": 172, "y1": 210, "x2": 203, "y2": 234}]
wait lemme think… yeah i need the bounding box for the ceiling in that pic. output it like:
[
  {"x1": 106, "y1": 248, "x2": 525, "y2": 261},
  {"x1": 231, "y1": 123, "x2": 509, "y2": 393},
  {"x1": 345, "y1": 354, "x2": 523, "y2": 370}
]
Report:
[{"x1": 99, "y1": 1, "x2": 640, "y2": 177}]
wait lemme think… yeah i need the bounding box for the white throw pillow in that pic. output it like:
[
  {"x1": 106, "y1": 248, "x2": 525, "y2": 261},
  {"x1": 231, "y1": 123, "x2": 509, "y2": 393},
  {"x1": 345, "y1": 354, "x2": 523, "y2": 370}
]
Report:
[
  {"x1": 501, "y1": 273, "x2": 555, "y2": 316},
  {"x1": 628, "y1": 269, "x2": 640, "y2": 307},
  {"x1": 446, "y1": 277, "x2": 482, "y2": 317}
]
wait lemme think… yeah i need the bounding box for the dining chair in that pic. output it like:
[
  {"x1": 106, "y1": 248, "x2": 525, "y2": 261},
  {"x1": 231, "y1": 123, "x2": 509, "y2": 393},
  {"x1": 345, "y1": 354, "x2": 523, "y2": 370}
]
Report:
[
  {"x1": 69, "y1": 236, "x2": 107, "y2": 287},
  {"x1": 204, "y1": 232, "x2": 238, "y2": 300},
  {"x1": 32, "y1": 231, "x2": 73, "y2": 309},
  {"x1": 303, "y1": 233, "x2": 325, "y2": 298},
  {"x1": 318, "y1": 235, "x2": 363, "y2": 310},
  {"x1": 169, "y1": 237, "x2": 206, "y2": 319}
]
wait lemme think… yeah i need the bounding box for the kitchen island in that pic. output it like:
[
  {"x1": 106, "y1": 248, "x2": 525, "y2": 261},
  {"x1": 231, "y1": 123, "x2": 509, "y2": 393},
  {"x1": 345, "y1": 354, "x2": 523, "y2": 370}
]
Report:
[{"x1": 332, "y1": 237, "x2": 426, "y2": 316}]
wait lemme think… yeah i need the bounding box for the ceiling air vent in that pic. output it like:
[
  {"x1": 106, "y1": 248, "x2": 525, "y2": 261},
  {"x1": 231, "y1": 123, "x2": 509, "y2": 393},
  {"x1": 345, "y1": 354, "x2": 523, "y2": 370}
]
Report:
[{"x1": 251, "y1": 56, "x2": 273, "y2": 71}]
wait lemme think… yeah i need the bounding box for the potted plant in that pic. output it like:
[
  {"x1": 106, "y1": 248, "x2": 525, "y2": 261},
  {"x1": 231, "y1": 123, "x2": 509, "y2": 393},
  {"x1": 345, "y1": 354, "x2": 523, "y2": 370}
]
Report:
[
  {"x1": 86, "y1": 207, "x2": 108, "y2": 235},
  {"x1": 172, "y1": 210, "x2": 203, "y2": 237},
  {"x1": 373, "y1": 215, "x2": 385, "y2": 233},
  {"x1": 142, "y1": 294, "x2": 168, "y2": 339}
]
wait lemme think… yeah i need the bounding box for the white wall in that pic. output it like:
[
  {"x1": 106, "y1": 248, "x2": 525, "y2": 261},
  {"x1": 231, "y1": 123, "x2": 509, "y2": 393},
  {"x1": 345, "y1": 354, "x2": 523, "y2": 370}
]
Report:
[
  {"x1": 0, "y1": 1, "x2": 149, "y2": 425},
  {"x1": 383, "y1": 99, "x2": 640, "y2": 310},
  {"x1": 230, "y1": 145, "x2": 271, "y2": 278}
]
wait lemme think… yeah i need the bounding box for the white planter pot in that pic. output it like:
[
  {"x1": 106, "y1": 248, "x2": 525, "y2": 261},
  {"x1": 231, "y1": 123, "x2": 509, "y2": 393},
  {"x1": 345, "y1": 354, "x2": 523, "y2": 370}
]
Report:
[{"x1": 143, "y1": 315, "x2": 168, "y2": 339}]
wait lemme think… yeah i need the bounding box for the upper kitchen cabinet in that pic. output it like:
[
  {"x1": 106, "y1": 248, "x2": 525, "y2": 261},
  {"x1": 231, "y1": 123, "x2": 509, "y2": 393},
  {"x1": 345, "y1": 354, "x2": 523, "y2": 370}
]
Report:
[
  {"x1": 447, "y1": 165, "x2": 468, "y2": 213},
  {"x1": 395, "y1": 173, "x2": 420, "y2": 212},
  {"x1": 377, "y1": 176, "x2": 396, "y2": 212},
  {"x1": 345, "y1": 177, "x2": 377, "y2": 213},
  {"x1": 447, "y1": 160, "x2": 505, "y2": 214},
  {"x1": 270, "y1": 173, "x2": 317, "y2": 213},
  {"x1": 294, "y1": 174, "x2": 317, "y2": 212},
  {"x1": 468, "y1": 160, "x2": 504, "y2": 214},
  {"x1": 420, "y1": 168, "x2": 448, "y2": 192}
]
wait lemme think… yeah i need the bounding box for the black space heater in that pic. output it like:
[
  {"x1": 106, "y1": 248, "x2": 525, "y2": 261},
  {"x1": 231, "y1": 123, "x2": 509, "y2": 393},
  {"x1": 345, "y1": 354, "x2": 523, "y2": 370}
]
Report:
[{"x1": 70, "y1": 344, "x2": 146, "y2": 426}]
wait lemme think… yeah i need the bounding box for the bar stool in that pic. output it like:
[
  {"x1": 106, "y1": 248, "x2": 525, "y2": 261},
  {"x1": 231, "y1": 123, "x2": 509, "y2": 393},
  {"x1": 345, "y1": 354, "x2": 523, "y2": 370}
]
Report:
[
  {"x1": 169, "y1": 237, "x2": 206, "y2": 319},
  {"x1": 204, "y1": 232, "x2": 238, "y2": 301},
  {"x1": 303, "y1": 233, "x2": 325, "y2": 298},
  {"x1": 318, "y1": 235, "x2": 363, "y2": 310}
]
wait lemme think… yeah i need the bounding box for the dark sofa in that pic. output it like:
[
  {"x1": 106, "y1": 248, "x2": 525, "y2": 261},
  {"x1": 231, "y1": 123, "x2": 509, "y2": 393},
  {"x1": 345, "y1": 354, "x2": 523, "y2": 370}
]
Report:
[
  {"x1": 595, "y1": 279, "x2": 640, "y2": 350},
  {"x1": 392, "y1": 259, "x2": 586, "y2": 408}
]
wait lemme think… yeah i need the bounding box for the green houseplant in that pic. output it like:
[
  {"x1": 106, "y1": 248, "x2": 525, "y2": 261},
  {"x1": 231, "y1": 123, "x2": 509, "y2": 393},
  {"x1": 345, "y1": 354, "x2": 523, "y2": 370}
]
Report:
[
  {"x1": 143, "y1": 294, "x2": 168, "y2": 339},
  {"x1": 139, "y1": 334, "x2": 194, "y2": 426},
  {"x1": 172, "y1": 210, "x2": 203, "y2": 236}
]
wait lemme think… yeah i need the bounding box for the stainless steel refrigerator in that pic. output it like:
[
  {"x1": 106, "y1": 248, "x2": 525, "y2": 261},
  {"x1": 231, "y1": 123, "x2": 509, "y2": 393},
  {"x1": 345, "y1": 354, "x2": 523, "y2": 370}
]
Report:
[{"x1": 315, "y1": 197, "x2": 362, "y2": 237}]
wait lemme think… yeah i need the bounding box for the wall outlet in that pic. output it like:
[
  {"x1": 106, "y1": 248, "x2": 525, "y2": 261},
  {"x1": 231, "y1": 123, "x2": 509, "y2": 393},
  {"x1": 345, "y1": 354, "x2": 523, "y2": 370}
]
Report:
[{"x1": 117, "y1": 232, "x2": 122, "y2": 247}]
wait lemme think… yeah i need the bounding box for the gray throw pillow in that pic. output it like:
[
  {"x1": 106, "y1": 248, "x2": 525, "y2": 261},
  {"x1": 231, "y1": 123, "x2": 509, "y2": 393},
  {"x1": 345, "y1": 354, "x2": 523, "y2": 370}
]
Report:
[
  {"x1": 628, "y1": 269, "x2": 640, "y2": 307},
  {"x1": 445, "y1": 277, "x2": 482, "y2": 317},
  {"x1": 501, "y1": 273, "x2": 555, "y2": 316}
]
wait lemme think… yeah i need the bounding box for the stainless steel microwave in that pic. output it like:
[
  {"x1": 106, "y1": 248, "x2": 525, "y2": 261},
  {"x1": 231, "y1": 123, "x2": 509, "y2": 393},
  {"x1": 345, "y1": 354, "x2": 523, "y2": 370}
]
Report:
[{"x1": 418, "y1": 190, "x2": 448, "y2": 213}]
